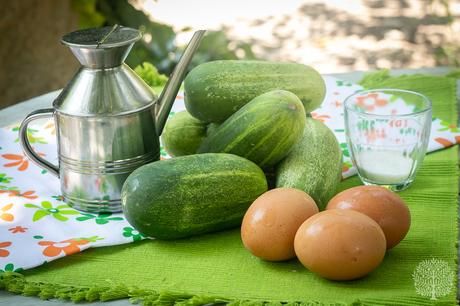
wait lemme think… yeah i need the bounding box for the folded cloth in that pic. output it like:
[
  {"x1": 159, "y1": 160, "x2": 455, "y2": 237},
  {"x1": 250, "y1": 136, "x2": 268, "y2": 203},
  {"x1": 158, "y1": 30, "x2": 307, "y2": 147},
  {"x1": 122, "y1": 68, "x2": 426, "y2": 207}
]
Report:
[{"x1": 0, "y1": 74, "x2": 458, "y2": 273}]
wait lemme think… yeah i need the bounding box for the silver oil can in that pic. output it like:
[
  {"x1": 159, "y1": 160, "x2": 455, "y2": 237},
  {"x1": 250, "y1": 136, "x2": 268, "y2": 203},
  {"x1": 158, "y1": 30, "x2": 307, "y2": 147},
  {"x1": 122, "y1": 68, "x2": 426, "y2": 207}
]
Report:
[{"x1": 19, "y1": 26, "x2": 205, "y2": 212}]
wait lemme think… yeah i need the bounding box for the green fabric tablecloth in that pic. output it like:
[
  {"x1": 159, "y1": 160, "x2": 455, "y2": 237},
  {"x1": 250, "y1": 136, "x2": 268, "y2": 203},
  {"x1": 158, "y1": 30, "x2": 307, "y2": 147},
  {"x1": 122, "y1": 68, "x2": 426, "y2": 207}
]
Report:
[{"x1": 1, "y1": 72, "x2": 458, "y2": 305}]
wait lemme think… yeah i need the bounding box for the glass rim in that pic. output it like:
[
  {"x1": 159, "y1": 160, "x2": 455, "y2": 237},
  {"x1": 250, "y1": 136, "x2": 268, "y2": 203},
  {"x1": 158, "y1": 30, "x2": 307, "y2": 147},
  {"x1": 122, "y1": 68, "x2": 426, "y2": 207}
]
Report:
[{"x1": 344, "y1": 88, "x2": 432, "y2": 118}]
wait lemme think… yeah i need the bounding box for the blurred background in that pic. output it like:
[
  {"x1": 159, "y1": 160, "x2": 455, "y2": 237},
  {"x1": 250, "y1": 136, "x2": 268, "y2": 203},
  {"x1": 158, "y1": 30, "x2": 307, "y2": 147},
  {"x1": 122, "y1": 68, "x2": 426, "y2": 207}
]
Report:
[{"x1": 1, "y1": 0, "x2": 459, "y2": 109}]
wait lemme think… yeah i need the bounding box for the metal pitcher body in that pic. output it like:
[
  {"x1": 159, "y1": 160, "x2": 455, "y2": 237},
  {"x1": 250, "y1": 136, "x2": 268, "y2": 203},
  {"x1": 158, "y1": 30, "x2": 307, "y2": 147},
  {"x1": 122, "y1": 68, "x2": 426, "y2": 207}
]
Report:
[
  {"x1": 55, "y1": 65, "x2": 160, "y2": 211},
  {"x1": 20, "y1": 62, "x2": 160, "y2": 212},
  {"x1": 56, "y1": 106, "x2": 159, "y2": 212}
]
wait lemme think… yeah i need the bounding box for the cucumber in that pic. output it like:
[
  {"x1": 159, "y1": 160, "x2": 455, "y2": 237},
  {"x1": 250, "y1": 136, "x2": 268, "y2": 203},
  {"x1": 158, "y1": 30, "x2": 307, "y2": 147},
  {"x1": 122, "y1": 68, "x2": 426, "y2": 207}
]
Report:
[
  {"x1": 121, "y1": 153, "x2": 268, "y2": 240},
  {"x1": 161, "y1": 111, "x2": 207, "y2": 157},
  {"x1": 198, "y1": 90, "x2": 306, "y2": 169},
  {"x1": 184, "y1": 60, "x2": 326, "y2": 123},
  {"x1": 276, "y1": 117, "x2": 342, "y2": 210},
  {"x1": 206, "y1": 123, "x2": 220, "y2": 137}
]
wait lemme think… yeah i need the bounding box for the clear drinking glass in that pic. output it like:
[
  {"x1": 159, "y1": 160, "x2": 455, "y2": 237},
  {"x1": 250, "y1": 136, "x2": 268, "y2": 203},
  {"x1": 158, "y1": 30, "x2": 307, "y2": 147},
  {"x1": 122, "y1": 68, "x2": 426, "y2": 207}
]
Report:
[{"x1": 344, "y1": 89, "x2": 432, "y2": 191}]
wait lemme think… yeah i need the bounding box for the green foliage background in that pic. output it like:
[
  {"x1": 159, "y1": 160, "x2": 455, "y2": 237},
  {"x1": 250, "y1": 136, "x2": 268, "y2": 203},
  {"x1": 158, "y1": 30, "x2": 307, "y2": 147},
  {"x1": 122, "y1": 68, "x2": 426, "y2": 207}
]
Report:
[{"x1": 71, "y1": 0, "x2": 256, "y2": 75}]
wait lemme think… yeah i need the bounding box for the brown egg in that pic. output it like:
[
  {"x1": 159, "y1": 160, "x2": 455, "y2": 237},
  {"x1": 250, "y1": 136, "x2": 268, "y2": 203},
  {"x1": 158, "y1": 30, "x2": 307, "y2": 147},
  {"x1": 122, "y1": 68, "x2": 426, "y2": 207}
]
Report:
[
  {"x1": 241, "y1": 188, "x2": 319, "y2": 261},
  {"x1": 294, "y1": 209, "x2": 386, "y2": 281},
  {"x1": 326, "y1": 185, "x2": 410, "y2": 249}
]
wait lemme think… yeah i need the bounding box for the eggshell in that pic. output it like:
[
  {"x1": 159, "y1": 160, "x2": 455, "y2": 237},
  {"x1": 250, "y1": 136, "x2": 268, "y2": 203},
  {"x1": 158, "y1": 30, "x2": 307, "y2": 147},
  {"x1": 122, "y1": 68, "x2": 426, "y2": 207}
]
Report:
[
  {"x1": 241, "y1": 188, "x2": 319, "y2": 261},
  {"x1": 294, "y1": 209, "x2": 386, "y2": 281},
  {"x1": 326, "y1": 185, "x2": 410, "y2": 249}
]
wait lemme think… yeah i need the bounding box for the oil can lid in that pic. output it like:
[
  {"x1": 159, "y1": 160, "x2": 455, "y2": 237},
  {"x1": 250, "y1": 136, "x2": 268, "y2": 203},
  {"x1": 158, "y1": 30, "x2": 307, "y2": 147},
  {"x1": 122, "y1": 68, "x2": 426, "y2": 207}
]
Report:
[
  {"x1": 61, "y1": 25, "x2": 141, "y2": 48},
  {"x1": 61, "y1": 25, "x2": 141, "y2": 68}
]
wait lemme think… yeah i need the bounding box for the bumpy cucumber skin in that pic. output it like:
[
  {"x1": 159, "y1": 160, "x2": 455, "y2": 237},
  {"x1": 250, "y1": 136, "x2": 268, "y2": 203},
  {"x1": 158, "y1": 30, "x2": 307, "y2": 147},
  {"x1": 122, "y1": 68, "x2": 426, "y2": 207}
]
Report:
[
  {"x1": 276, "y1": 117, "x2": 343, "y2": 210},
  {"x1": 184, "y1": 60, "x2": 326, "y2": 123},
  {"x1": 161, "y1": 111, "x2": 207, "y2": 157},
  {"x1": 198, "y1": 90, "x2": 306, "y2": 169},
  {"x1": 121, "y1": 153, "x2": 268, "y2": 240}
]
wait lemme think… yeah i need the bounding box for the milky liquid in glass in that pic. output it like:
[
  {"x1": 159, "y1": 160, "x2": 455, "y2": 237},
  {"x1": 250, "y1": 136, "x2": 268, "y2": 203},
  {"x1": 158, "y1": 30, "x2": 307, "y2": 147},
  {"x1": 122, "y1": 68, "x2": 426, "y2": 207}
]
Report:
[
  {"x1": 344, "y1": 89, "x2": 432, "y2": 191},
  {"x1": 356, "y1": 149, "x2": 415, "y2": 184}
]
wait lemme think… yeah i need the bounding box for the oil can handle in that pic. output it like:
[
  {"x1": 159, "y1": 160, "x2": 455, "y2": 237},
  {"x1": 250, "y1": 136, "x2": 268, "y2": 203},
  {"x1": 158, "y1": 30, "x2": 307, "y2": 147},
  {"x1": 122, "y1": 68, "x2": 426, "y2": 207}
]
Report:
[{"x1": 19, "y1": 109, "x2": 59, "y2": 177}]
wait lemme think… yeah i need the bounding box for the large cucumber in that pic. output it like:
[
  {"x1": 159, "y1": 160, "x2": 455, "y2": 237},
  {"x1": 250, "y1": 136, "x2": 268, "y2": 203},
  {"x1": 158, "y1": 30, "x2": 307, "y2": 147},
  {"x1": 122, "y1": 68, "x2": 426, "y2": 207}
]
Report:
[
  {"x1": 198, "y1": 90, "x2": 306, "y2": 169},
  {"x1": 276, "y1": 118, "x2": 342, "y2": 210},
  {"x1": 161, "y1": 110, "x2": 207, "y2": 157},
  {"x1": 122, "y1": 153, "x2": 268, "y2": 240},
  {"x1": 184, "y1": 60, "x2": 326, "y2": 123}
]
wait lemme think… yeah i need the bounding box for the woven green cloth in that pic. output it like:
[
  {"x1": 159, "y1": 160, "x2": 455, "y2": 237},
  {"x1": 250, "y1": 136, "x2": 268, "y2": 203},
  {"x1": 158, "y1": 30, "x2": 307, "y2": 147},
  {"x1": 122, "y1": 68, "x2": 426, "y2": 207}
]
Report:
[{"x1": 1, "y1": 72, "x2": 458, "y2": 305}]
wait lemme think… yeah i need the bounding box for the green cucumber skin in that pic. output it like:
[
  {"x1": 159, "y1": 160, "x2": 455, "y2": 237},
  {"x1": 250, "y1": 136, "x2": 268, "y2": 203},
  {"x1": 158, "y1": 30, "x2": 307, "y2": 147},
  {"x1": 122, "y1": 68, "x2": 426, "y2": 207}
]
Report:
[
  {"x1": 184, "y1": 60, "x2": 326, "y2": 123},
  {"x1": 276, "y1": 118, "x2": 343, "y2": 210},
  {"x1": 206, "y1": 123, "x2": 220, "y2": 137},
  {"x1": 161, "y1": 111, "x2": 207, "y2": 157},
  {"x1": 198, "y1": 90, "x2": 306, "y2": 169},
  {"x1": 121, "y1": 153, "x2": 268, "y2": 240}
]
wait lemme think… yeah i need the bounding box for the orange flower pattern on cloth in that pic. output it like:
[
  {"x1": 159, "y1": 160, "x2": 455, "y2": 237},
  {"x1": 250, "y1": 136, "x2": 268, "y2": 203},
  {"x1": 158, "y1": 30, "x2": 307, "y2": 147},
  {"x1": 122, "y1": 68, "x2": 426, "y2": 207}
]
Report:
[
  {"x1": 332, "y1": 100, "x2": 342, "y2": 108},
  {"x1": 2, "y1": 154, "x2": 30, "y2": 171},
  {"x1": 43, "y1": 121, "x2": 56, "y2": 135},
  {"x1": 16, "y1": 190, "x2": 38, "y2": 199},
  {"x1": 8, "y1": 226, "x2": 27, "y2": 233},
  {"x1": 0, "y1": 189, "x2": 38, "y2": 199},
  {"x1": 0, "y1": 76, "x2": 459, "y2": 272},
  {"x1": 39, "y1": 239, "x2": 90, "y2": 257},
  {"x1": 0, "y1": 203, "x2": 14, "y2": 222},
  {"x1": 0, "y1": 190, "x2": 15, "y2": 197},
  {"x1": 435, "y1": 137, "x2": 454, "y2": 148},
  {"x1": 311, "y1": 112, "x2": 331, "y2": 123},
  {"x1": 342, "y1": 161, "x2": 353, "y2": 173},
  {"x1": 0, "y1": 242, "x2": 12, "y2": 257},
  {"x1": 434, "y1": 136, "x2": 460, "y2": 148},
  {"x1": 355, "y1": 92, "x2": 388, "y2": 111},
  {"x1": 2, "y1": 152, "x2": 45, "y2": 172}
]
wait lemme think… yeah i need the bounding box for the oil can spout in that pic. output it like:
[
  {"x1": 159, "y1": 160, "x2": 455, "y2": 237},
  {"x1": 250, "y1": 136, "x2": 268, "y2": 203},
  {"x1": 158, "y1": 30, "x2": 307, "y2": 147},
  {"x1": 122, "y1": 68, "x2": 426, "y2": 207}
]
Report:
[{"x1": 155, "y1": 30, "x2": 206, "y2": 135}]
